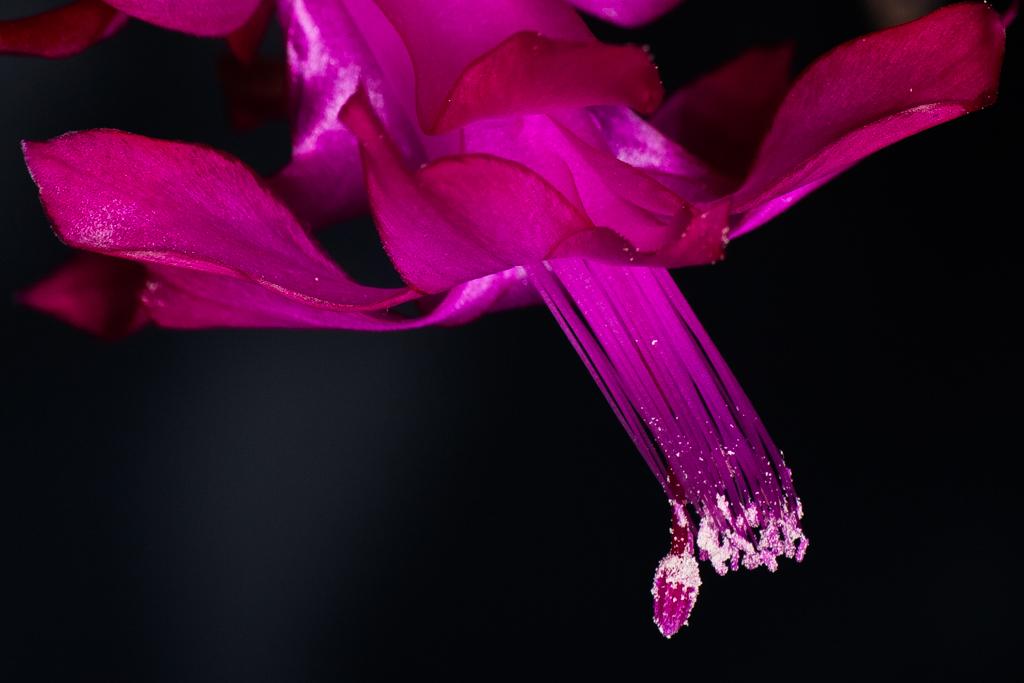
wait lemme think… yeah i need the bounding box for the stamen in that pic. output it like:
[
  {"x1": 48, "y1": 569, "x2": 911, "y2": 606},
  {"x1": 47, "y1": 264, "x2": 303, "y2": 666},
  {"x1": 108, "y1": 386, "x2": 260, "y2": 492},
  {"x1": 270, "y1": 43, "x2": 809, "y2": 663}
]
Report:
[{"x1": 530, "y1": 259, "x2": 807, "y2": 636}]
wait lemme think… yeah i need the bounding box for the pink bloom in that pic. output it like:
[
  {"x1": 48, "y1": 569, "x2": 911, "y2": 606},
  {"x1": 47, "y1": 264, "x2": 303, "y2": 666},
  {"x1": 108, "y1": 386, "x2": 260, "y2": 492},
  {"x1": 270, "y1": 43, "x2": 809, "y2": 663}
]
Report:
[{"x1": 12, "y1": 1, "x2": 1005, "y2": 636}]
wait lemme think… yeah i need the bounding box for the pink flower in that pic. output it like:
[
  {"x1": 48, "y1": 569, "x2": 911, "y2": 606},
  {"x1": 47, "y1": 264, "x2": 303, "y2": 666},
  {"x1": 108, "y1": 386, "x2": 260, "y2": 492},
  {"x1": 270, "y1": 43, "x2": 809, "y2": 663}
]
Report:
[{"x1": 12, "y1": 1, "x2": 1005, "y2": 636}]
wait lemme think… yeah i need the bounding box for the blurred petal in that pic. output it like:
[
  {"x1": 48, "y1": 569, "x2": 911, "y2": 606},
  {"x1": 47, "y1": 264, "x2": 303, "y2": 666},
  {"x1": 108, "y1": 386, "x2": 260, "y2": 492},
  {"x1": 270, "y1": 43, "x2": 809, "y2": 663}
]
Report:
[
  {"x1": 653, "y1": 45, "x2": 793, "y2": 180},
  {"x1": 370, "y1": 0, "x2": 662, "y2": 132},
  {"x1": 20, "y1": 253, "x2": 148, "y2": 338},
  {"x1": 0, "y1": 1, "x2": 126, "y2": 59},
  {"x1": 220, "y1": 56, "x2": 288, "y2": 130},
  {"x1": 1003, "y1": 0, "x2": 1018, "y2": 27},
  {"x1": 227, "y1": 0, "x2": 275, "y2": 63},
  {"x1": 565, "y1": 0, "x2": 683, "y2": 27},
  {"x1": 104, "y1": 0, "x2": 260, "y2": 36},
  {"x1": 732, "y1": 3, "x2": 1005, "y2": 234},
  {"x1": 342, "y1": 89, "x2": 629, "y2": 293},
  {"x1": 23, "y1": 129, "x2": 413, "y2": 312}
]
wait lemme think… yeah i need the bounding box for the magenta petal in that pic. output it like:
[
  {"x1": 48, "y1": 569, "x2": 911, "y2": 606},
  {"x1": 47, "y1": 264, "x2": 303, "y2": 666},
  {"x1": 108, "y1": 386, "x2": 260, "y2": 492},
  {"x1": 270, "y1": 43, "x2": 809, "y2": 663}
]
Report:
[
  {"x1": 21, "y1": 253, "x2": 148, "y2": 338},
  {"x1": 429, "y1": 268, "x2": 540, "y2": 326},
  {"x1": 460, "y1": 111, "x2": 729, "y2": 269},
  {"x1": 144, "y1": 265, "x2": 534, "y2": 330},
  {"x1": 565, "y1": 0, "x2": 683, "y2": 27},
  {"x1": 1004, "y1": 0, "x2": 1019, "y2": 27},
  {"x1": 103, "y1": 0, "x2": 260, "y2": 36},
  {"x1": 0, "y1": 1, "x2": 126, "y2": 59},
  {"x1": 653, "y1": 45, "x2": 794, "y2": 180},
  {"x1": 732, "y1": 3, "x2": 1005, "y2": 233},
  {"x1": 463, "y1": 113, "x2": 689, "y2": 252},
  {"x1": 589, "y1": 106, "x2": 730, "y2": 203},
  {"x1": 545, "y1": 116, "x2": 689, "y2": 252},
  {"x1": 370, "y1": 0, "x2": 661, "y2": 132},
  {"x1": 342, "y1": 90, "x2": 628, "y2": 293},
  {"x1": 433, "y1": 32, "x2": 663, "y2": 133},
  {"x1": 271, "y1": 0, "x2": 428, "y2": 227},
  {"x1": 23, "y1": 129, "x2": 413, "y2": 312}
]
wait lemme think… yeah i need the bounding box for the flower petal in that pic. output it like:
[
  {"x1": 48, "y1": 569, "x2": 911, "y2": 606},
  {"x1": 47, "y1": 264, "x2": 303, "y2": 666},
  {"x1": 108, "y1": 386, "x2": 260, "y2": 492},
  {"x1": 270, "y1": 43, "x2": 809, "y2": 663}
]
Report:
[
  {"x1": 20, "y1": 253, "x2": 148, "y2": 338},
  {"x1": 590, "y1": 106, "x2": 729, "y2": 203},
  {"x1": 342, "y1": 89, "x2": 629, "y2": 293},
  {"x1": 0, "y1": 1, "x2": 126, "y2": 59},
  {"x1": 142, "y1": 265, "x2": 534, "y2": 330},
  {"x1": 653, "y1": 45, "x2": 793, "y2": 180},
  {"x1": 463, "y1": 113, "x2": 690, "y2": 252},
  {"x1": 732, "y1": 2, "x2": 1005, "y2": 234},
  {"x1": 103, "y1": 0, "x2": 260, "y2": 36},
  {"x1": 270, "y1": 0, "x2": 429, "y2": 227},
  {"x1": 565, "y1": 0, "x2": 683, "y2": 27},
  {"x1": 433, "y1": 32, "x2": 664, "y2": 134},
  {"x1": 369, "y1": 0, "x2": 662, "y2": 132},
  {"x1": 23, "y1": 129, "x2": 413, "y2": 312}
]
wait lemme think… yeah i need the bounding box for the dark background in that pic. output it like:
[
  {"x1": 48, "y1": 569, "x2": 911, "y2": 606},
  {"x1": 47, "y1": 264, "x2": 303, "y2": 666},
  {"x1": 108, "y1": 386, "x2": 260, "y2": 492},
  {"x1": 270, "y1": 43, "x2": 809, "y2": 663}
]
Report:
[{"x1": 2, "y1": 0, "x2": 1018, "y2": 679}]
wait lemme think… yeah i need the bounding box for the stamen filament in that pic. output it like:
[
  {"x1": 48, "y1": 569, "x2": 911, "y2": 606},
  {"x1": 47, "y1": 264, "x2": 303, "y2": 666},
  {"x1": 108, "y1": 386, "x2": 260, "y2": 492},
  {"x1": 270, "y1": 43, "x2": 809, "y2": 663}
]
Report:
[{"x1": 530, "y1": 260, "x2": 807, "y2": 635}]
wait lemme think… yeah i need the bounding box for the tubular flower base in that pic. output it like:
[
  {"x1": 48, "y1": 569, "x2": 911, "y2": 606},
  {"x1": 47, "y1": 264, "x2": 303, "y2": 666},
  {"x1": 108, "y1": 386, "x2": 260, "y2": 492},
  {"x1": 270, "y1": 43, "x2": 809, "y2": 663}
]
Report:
[{"x1": 532, "y1": 260, "x2": 807, "y2": 636}]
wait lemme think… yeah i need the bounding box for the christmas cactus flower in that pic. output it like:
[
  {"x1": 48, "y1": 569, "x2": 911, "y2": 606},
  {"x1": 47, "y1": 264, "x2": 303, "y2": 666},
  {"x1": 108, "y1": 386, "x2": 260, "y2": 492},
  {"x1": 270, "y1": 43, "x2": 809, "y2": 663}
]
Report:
[{"x1": 9, "y1": 1, "x2": 1006, "y2": 636}]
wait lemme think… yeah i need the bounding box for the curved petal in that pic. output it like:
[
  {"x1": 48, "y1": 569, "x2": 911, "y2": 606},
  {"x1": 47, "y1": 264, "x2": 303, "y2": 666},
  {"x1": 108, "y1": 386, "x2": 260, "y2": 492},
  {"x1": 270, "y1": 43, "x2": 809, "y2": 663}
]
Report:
[
  {"x1": 23, "y1": 129, "x2": 414, "y2": 313},
  {"x1": 142, "y1": 265, "x2": 535, "y2": 330},
  {"x1": 429, "y1": 268, "x2": 540, "y2": 326},
  {"x1": 370, "y1": 0, "x2": 662, "y2": 132},
  {"x1": 590, "y1": 106, "x2": 730, "y2": 203},
  {"x1": 653, "y1": 45, "x2": 793, "y2": 180},
  {"x1": 342, "y1": 89, "x2": 630, "y2": 293},
  {"x1": 564, "y1": 0, "x2": 683, "y2": 27},
  {"x1": 20, "y1": 253, "x2": 148, "y2": 338},
  {"x1": 0, "y1": 1, "x2": 126, "y2": 59},
  {"x1": 463, "y1": 113, "x2": 689, "y2": 252},
  {"x1": 22, "y1": 256, "x2": 537, "y2": 335},
  {"x1": 103, "y1": 0, "x2": 260, "y2": 36},
  {"x1": 731, "y1": 3, "x2": 1005, "y2": 234},
  {"x1": 270, "y1": 0, "x2": 428, "y2": 227},
  {"x1": 274, "y1": 0, "x2": 661, "y2": 227},
  {"x1": 434, "y1": 32, "x2": 663, "y2": 133}
]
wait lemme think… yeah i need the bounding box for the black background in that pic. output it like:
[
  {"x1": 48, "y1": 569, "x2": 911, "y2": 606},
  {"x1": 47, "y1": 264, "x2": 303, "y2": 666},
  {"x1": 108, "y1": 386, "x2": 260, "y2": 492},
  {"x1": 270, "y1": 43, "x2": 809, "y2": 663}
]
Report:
[{"x1": 2, "y1": 0, "x2": 1018, "y2": 679}]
